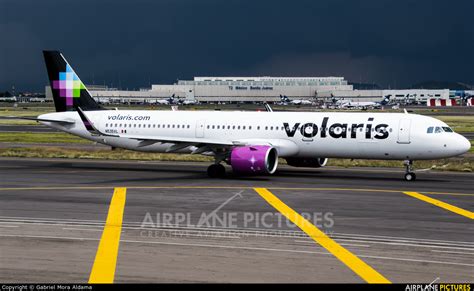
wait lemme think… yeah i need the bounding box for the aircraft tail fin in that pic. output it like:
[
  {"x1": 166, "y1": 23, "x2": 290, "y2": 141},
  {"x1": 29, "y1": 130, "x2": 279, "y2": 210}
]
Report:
[
  {"x1": 381, "y1": 95, "x2": 391, "y2": 105},
  {"x1": 43, "y1": 51, "x2": 104, "y2": 112}
]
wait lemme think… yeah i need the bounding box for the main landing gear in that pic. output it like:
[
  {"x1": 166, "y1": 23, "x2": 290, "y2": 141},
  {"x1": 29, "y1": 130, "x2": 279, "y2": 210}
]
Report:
[
  {"x1": 404, "y1": 160, "x2": 416, "y2": 181},
  {"x1": 207, "y1": 163, "x2": 226, "y2": 178}
]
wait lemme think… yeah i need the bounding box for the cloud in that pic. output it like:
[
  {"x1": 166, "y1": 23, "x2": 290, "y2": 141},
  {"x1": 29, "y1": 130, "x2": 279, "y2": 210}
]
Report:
[
  {"x1": 1, "y1": 0, "x2": 473, "y2": 91},
  {"x1": 246, "y1": 52, "x2": 471, "y2": 88}
]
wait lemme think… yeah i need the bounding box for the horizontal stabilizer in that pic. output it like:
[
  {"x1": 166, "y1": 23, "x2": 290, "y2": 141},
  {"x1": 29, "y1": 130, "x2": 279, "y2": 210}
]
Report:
[{"x1": 4, "y1": 116, "x2": 75, "y2": 124}]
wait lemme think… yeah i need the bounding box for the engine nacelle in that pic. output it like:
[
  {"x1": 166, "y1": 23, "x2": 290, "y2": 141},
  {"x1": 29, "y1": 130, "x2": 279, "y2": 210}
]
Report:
[
  {"x1": 230, "y1": 145, "x2": 278, "y2": 175},
  {"x1": 285, "y1": 157, "x2": 328, "y2": 168}
]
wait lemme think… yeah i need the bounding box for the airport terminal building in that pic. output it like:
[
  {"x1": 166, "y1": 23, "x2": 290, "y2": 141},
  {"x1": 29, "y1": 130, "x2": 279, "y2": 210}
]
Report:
[
  {"x1": 47, "y1": 76, "x2": 353, "y2": 103},
  {"x1": 166, "y1": 77, "x2": 353, "y2": 102},
  {"x1": 46, "y1": 76, "x2": 451, "y2": 104}
]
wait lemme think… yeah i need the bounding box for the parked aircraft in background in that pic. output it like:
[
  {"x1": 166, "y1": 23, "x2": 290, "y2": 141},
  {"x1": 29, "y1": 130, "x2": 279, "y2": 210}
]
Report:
[
  {"x1": 279, "y1": 95, "x2": 312, "y2": 105},
  {"x1": 335, "y1": 95, "x2": 392, "y2": 109},
  {"x1": 180, "y1": 99, "x2": 199, "y2": 105}
]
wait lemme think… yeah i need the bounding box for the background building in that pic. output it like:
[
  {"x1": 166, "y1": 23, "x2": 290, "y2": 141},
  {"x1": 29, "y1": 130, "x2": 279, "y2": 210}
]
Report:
[{"x1": 45, "y1": 76, "x2": 455, "y2": 104}]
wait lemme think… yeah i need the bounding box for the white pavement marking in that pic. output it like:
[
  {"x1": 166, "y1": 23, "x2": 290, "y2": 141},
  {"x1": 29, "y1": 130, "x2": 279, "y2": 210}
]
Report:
[{"x1": 1, "y1": 234, "x2": 473, "y2": 267}]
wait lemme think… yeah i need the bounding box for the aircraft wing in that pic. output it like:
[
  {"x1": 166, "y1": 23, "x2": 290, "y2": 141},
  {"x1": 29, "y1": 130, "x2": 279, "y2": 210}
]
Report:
[
  {"x1": 3, "y1": 116, "x2": 76, "y2": 124},
  {"x1": 120, "y1": 134, "x2": 234, "y2": 146},
  {"x1": 115, "y1": 136, "x2": 298, "y2": 155}
]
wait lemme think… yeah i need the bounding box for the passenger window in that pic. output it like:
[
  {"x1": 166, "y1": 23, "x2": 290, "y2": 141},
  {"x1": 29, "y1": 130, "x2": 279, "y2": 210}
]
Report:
[
  {"x1": 243, "y1": 126, "x2": 246, "y2": 130},
  {"x1": 212, "y1": 125, "x2": 215, "y2": 129},
  {"x1": 167, "y1": 124, "x2": 170, "y2": 128},
  {"x1": 427, "y1": 127, "x2": 433, "y2": 133},
  {"x1": 238, "y1": 126, "x2": 241, "y2": 130},
  {"x1": 187, "y1": 125, "x2": 190, "y2": 129},
  {"x1": 217, "y1": 125, "x2": 220, "y2": 129},
  {"x1": 435, "y1": 127, "x2": 443, "y2": 133},
  {"x1": 233, "y1": 126, "x2": 235, "y2": 129},
  {"x1": 157, "y1": 124, "x2": 160, "y2": 128},
  {"x1": 249, "y1": 126, "x2": 252, "y2": 130},
  {"x1": 257, "y1": 126, "x2": 260, "y2": 130},
  {"x1": 148, "y1": 124, "x2": 151, "y2": 128}
]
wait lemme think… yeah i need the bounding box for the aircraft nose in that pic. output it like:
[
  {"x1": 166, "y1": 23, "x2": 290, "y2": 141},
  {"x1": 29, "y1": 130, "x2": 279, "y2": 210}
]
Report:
[{"x1": 456, "y1": 134, "x2": 471, "y2": 154}]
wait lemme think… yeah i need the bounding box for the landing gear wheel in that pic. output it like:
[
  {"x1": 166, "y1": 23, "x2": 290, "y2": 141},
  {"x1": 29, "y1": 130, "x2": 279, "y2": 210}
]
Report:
[
  {"x1": 404, "y1": 172, "x2": 416, "y2": 181},
  {"x1": 207, "y1": 164, "x2": 226, "y2": 178},
  {"x1": 403, "y1": 160, "x2": 416, "y2": 181}
]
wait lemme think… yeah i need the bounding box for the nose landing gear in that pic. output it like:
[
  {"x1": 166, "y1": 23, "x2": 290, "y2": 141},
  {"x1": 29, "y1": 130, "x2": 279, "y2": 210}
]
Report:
[{"x1": 404, "y1": 160, "x2": 416, "y2": 181}]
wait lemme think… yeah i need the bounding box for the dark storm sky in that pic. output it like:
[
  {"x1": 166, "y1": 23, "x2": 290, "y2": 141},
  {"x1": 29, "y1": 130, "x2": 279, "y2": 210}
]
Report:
[{"x1": 1, "y1": 0, "x2": 473, "y2": 92}]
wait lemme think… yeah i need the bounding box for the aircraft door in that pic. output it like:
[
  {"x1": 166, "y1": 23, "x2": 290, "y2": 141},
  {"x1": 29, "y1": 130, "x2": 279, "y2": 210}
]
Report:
[
  {"x1": 196, "y1": 120, "x2": 205, "y2": 138},
  {"x1": 397, "y1": 119, "x2": 411, "y2": 144}
]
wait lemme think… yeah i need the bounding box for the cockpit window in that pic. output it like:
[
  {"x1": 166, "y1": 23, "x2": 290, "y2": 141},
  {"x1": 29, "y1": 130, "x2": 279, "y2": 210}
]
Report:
[
  {"x1": 442, "y1": 127, "x2": 453, "y2": 132},
  {"x1": 428, "y1": 126, "x2": 452, "y2": 134}
]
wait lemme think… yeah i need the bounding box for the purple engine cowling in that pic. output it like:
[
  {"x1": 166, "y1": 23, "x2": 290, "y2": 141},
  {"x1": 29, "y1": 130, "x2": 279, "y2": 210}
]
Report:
[{"x1": 230, "y1": 145, "x2": 278, "y2": 175}]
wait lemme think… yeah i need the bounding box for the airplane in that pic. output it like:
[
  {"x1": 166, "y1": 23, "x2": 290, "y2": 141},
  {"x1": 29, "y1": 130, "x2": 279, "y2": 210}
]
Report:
[
  {"x1": 279, "y1": 95, "x2": 312, "y2": 105},
  {"x1": 403, "y1": 94, "x2": 417, "y2": 105},
  {"x1": 179, "y1": 99, "x2": 199, "y2": 105},
  {"x1": 150, "y1": 94, "x2": 176, "y2": 105},
  {"x1": 455, "y1": 91, "x2": 474, "y2": 106},
  {"x1": 337, "y1": 95, "x2": 392, "y2": 110},
  {"x1": 0, "y1": 96, "x2": 17, "y2": 102},
  {"x1": 27, "y1": 51, "x2": 470, "y2": 181}
]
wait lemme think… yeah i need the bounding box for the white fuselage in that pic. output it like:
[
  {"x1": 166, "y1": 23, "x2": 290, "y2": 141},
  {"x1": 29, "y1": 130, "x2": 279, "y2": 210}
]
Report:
[{"x1": 39, "y1": 110, "x2": 470, "y2": 160}]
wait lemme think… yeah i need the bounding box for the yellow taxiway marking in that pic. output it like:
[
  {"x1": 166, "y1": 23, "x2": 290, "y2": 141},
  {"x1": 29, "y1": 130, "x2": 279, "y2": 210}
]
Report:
[
  {"x1": 0, "y1": 185, "x2": 472, "y2": 196},
  {"x1": 403, "y1": 192, "x2": 474, "y2": 220},
  {"x1": 254, "y1": 187, "x2": 390, "y2": 283},
  {"x1": 89, "y1": 187, "x2": 127, "y2": 283}
]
